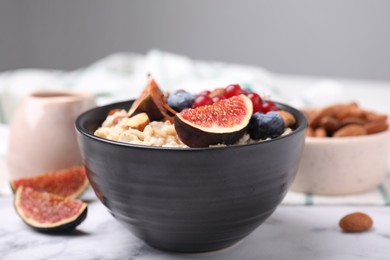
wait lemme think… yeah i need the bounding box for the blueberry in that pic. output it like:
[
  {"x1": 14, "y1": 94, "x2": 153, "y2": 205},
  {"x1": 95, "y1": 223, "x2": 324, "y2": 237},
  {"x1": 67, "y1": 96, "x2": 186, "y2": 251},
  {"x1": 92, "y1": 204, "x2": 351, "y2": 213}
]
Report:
[
  {"x1": 167, "y1": 90, "x2": 195, "y2": 112},
  {"x1": 248, "y1": 111, "x2": 285, "y2": 140}
]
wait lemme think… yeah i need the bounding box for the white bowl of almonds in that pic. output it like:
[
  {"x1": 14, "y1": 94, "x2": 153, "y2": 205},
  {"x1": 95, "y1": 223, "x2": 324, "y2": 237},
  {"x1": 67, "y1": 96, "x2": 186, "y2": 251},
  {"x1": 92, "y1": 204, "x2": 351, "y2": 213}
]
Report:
[{"x1": 291, "y1": 102, "x2": 390, "y2": 195}]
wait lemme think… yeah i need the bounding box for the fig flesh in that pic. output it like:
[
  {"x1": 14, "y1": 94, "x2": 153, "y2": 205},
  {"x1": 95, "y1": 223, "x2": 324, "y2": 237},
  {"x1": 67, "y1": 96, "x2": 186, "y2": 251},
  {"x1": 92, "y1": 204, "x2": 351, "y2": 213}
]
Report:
[
  {"x1": 174, "y1": 94, "x2": 253, "y2": 147},
  {"x1": 14, "y1": 186, "x2": 88, "y2": 232},
  {"x1": 10, "y1": 166, "x2": 89, "y2": 199}
]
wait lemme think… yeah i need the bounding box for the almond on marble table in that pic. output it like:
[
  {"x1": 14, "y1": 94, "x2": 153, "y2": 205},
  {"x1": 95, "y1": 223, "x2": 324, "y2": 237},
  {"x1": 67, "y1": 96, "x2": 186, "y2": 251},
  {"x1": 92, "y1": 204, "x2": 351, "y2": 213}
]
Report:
[{"x1": 339, "y1": 212, "x2": 373, "y2": 233}]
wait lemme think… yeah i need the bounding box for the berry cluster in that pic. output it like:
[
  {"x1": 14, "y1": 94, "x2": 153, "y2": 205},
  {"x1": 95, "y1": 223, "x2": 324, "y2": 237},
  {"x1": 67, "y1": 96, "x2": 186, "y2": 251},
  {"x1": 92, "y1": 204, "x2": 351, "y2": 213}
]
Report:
[
  {"x1": 167, "y1": 84, "x2": 278, "y2": 114},
  {"x1": 167, "y1": 84, "x2": 286, "y2": 141}
]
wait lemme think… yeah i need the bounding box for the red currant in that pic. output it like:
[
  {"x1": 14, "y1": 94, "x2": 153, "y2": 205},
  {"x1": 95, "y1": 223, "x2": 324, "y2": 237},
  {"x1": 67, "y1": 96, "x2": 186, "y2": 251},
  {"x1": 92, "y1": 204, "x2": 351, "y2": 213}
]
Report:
[
  {"x1": 261, "y1": 101, "x2": 278, "y2": 113},
  {"x1": 199, "y1": 90, "x2": 211, "y2": 96},
  {"x1": 223, "y1": 84, "x2": 246, "y2": 98},
  {"x1": 211, "y1": 96, "x2": 223, "y2": 103},
  {"x1": 247, "y1": 92, "x2": 263, "y2": 113},
  {"x1": 193, "y1": 95, "x2": 213, "y2": 108}
]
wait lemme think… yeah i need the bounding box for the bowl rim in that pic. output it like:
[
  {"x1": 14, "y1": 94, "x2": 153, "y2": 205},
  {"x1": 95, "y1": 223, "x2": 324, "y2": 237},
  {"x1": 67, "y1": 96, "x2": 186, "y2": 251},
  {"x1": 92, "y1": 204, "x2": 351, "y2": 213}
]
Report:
[{"x1": 75, "y1": 100, "x2": 307, "y2": 151}]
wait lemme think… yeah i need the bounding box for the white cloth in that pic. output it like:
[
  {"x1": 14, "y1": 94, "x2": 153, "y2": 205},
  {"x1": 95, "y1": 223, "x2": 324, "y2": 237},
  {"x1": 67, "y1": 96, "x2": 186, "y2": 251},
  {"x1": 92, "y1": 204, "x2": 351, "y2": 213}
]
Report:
[{"x1": 0, "y1": 50, "x2": 276, "y2": 124}]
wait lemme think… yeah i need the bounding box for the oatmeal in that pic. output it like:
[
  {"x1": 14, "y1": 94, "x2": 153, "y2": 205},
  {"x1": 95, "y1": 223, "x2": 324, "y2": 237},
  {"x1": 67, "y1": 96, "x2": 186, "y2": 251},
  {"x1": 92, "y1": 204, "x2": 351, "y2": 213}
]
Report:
[
  {"x1": 95, "y1": 110, "x2": 186, "y2": 147},
  {"x1": 94, "y1": 79, "x2": 296, "y2": 148},
  {"x1": 94, "y1": 109, "x2": 293, "y2": 148}
]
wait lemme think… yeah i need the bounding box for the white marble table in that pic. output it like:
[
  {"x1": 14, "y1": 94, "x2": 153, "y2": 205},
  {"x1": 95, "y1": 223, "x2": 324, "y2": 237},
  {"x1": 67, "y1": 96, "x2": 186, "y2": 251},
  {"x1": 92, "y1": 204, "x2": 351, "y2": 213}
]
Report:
[
  {"x1": 1, "y1": 75, "x2": 390, "y2": 259},
  {"x1": 1, "y1": 188, "x2": 390, "y2": 260}
]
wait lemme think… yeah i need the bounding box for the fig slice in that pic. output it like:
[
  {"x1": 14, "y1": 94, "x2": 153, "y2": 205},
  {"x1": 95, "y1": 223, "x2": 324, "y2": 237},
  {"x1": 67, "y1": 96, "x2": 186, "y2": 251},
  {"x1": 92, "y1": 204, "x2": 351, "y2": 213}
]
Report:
[
  {"x1": 128, "y1": 76, "x2": 174, "y2": 121},
  {"x1": 174, "y1": 94, "x2": 253, "y2": 147},
  {"x1": 14, "y1": 186, "x2": 88, "y2": 232},
  {"x1": 10, "y1": 166, "x2": 89, "y2": 199}
]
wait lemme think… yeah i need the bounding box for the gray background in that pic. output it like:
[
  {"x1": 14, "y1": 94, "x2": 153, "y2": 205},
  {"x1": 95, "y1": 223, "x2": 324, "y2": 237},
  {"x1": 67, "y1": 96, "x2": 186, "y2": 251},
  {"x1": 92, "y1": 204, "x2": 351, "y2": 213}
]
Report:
[{"x1": 1, "y1": 0, "x2": 389, "y2": 81}]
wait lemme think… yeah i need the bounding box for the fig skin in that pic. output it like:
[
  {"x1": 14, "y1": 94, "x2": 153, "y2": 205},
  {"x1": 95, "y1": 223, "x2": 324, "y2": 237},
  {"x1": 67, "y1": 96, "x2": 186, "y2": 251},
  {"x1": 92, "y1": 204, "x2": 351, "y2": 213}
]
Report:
[
  {"x1": 129, "y1": 94, "x2": 166, "y2": 121},
  {"x1": 174, "y1": 116, "x2": 248, "y2": 148},
  {"x1": 128, "y1": 77, "x2": 174, "y2": 121},
  {"x1": 27, "y1": 208, "x2": 88, "y2": 233}
]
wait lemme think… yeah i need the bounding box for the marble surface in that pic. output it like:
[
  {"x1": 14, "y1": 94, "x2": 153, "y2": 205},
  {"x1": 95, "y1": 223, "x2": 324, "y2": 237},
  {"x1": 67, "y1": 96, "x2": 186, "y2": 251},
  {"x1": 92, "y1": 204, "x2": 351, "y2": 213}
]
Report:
[{"x1": 1, "y1": 188, "x2": 390, "y2": 260}]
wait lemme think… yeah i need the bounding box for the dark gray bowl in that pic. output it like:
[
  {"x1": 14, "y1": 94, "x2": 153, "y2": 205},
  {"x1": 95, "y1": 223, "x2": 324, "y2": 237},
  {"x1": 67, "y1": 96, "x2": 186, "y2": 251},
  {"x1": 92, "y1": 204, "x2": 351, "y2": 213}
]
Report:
[{"x1": 75, "y1": 100, "x2": 307, "y2": 253}]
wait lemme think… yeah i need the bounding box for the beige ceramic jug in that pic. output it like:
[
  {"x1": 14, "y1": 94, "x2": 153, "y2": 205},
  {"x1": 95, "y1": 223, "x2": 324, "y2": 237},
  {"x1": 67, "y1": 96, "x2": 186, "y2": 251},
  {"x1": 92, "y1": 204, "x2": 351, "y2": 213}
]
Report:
[{"x1": 6, "y1": 90, "x2": 96, "y2": 180}]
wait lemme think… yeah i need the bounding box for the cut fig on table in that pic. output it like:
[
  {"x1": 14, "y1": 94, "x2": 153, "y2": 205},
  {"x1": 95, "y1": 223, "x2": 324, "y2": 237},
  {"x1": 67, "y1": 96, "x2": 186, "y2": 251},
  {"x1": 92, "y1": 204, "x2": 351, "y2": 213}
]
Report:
[
  {"x1": 174, "y1": 94, "x2": 253, "y2": 148},
  {"x1": 14, "y1": 186, "x2": 88, "y2": 232},
  {"x1": 10, "y1": 166, "x2": 89, "y2": 199}
]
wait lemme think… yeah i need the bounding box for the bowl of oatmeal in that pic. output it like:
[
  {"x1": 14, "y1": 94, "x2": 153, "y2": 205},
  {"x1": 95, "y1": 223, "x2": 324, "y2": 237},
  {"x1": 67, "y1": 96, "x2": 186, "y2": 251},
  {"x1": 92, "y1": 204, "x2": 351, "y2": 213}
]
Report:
[{"x1": 75, "y1": 80, "x2": 307, "y2": 252}]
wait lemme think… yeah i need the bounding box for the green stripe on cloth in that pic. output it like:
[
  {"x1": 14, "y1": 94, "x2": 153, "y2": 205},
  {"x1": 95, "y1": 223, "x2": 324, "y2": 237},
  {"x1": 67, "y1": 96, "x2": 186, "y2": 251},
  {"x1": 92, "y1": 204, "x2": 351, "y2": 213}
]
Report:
[
  {"x1": 378, "y1": 184, "x2": 390, "y2": 205},
  {"x1": 305, "y1": 193, "x2": 314, "y2": 205}
]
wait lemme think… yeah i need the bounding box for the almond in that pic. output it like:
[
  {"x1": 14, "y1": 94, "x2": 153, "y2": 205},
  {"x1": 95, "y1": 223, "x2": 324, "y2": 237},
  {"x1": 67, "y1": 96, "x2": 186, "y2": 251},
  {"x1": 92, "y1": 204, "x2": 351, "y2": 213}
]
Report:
[
  {"x1": 302, "y1": 109, "x2": 317, "y2": 127},
  {"x1": 364, "y1": 121, "x2": 389, "y2": 135},
  {"x1": 339, "y1": 212, "x2": 373, "y2": 233},
  {"x1": 108, "y1": 108, "x2": 123, "y2": 116},
  {"x1": 310, "y1": 106, "x2": 335, "y2": 128},
  {"x1": 306, "y1": 127, "x2": 314, "y2": 137},
  {"x1": 277, "y1": 110, "x2": 296, "y2": 128},
  {"x1": 208, "y1": 88, "x2": 225, "y2": 98},
  {"x1": 314, "y1": 127, "x2": 327, "y2": 137},
  {"x1": 335, "y1": 105, "x2": 365, "y2": 120},
  {"x1": 365, "y1": 112, "x2": 388, "y2": 123},
  {"x1": 319, "y1": 116, "x2": 341, "y2": 133},
  {"x1": 333, "y1": 105, "x2": 351, "y2": 120},
  {"x1": 341, "y1": 116, "x2": 367, "y2": 126},
  {"x1": 113, "y1": 116, "x2": 126, "y2": 125},
  {"x1": 125, "y1": 113, "x2": 150, "y2": 131},
  {"x1": 333, "y1": 124, "x2": 367, "y2": 137}
]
